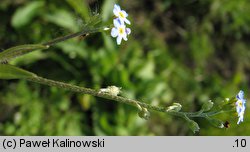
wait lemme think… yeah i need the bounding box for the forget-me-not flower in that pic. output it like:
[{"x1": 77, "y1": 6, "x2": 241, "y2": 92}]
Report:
[
  {"x1": 111, "y1": 18, "x2": 131, "y2": 45},
  {"x1": 235, "y1": 90, "x2": 246, "y2": 124},
  {"x1": 113, "y1": 4, "x2": 131, "y2": 25}
]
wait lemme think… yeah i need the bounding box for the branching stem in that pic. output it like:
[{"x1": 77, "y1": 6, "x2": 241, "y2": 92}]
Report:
[{"x1": 27, "y1": 76, "x2": 229, "y2": 119}]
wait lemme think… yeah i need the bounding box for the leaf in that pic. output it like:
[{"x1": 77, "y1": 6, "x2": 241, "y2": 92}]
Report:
[
  {"x1": 136, "y1": 59, "x2": 155, "y2": 80},
  {"x1": 44, "y1": 10, "x2": 79, "y2": 32},
  {"x1": 0, "y1": 64, "x2": 36, "y2": 79},
  {"x1": 66, "y1": 0, "x2": 90, "y2": 21},
  {"x1": 0, "y1": 44, "x2": 49, "y2": 63},
  {"x1": 102, "y1": 0, "x2": 116, "y2": 21},
  {"x1": 9, "y1": 50, "x2": 48, "y2": 66},
  {"x1": 56, "y1": 40, "x2": 87, "y2": 59},
  {"x1": 102, "y1": 32, "x2": 115, "y2": 51},
  {"x1": 86, "y1": 14, "x2": 102, "y2": 27},
  {"x1": 11, "y1": 1, "x2": 44, "y2": 28}
]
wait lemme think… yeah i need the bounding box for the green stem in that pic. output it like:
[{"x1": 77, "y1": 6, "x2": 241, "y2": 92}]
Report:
[
  {"x1": 27, "y1": 76, "x2": 231, "y2": 119},
  {"x1": 0, "y1": 26, "x2": 108, "y2": 63},
  {"x1": 43, "y1": 26, "x2": 106, "y2": 46},
  {"x1": 28, "y1": 76, "x2": 166, "y2": 112},
  {"x1": 183, "y1": 109, "x2": 234, "y2": 118}
]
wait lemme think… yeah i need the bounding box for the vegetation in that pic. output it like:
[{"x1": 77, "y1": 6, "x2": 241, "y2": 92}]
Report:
[{"x1": 0, "y1": 0, "x2": 249, "y2": 135}]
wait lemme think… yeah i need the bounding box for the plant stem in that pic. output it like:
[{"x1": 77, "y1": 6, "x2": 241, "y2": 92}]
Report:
[
  {"x1": 43, "y1": 14, "x2": 108, "y2": 46},
  {"x1": 27, "y1": 76, "x2": 230, "y2": 119},
  {"x1": 28, "y1": 76, "x2": 166, "y2": 112},
  {"x1": 43, "y1": 26, "x2": 105, "y2": 46}
]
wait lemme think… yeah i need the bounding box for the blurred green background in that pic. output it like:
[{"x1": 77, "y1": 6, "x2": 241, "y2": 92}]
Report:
[{"x1": 0, "y1": 0, "x2": 249, "y2": 135}]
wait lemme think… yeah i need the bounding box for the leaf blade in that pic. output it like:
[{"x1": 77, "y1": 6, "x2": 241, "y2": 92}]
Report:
[
  {"x1": 0, "y1": 44, "x2": 49, "y2": 63},
  {"x1": 11, "y1": 1, "x2": 45, "y2": 28},
  {"x1": 0, "y1": 64, "x2": 37, "y2": 79}
]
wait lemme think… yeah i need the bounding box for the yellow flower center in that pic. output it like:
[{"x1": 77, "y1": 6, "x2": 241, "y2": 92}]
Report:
[
  {"x1": 119, "y1": 12, "x2": 125, "y2": 18},
  {"x1": 238, "y1": 101, "x2": 243, "y2": 107},
  {"x1": 118, "y1": 27, "x2": 125, "y2": 34}
]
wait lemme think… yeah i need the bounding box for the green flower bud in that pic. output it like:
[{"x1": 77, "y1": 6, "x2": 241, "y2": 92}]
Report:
[
  {"x1": 206, "y1": 117, "x2": 224, "y2": 128},
  {"x1": 138, "y1": 108, "x2": 150, "y2": 120},
  {"x1": 187, "y1": 120, "x2": 200, "y2": 133},
  {"x1": 166, "y1": 103, "x2": 182, "y2": 112},
  {"x1": 201, "y1": 100, "x2": 214, "y2": 112}
]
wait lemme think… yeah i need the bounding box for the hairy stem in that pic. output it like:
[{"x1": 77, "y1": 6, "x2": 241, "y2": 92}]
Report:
[
  {"x1": 43, "y1": 26, "x2": 106, "y2": 46},
  {"x1": 28, "y1": 76, "x2": 166, "y2": 112},
  {"x1": 28, "y1": 76, "x2": 232, "y2": 122},
  {"x1": 27, "y1": 76, "x2": 228, "y2": 119}
]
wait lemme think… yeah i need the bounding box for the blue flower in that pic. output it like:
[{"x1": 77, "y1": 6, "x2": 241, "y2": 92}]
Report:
[
  {"x1": 235, "y1": 90, "x2": 246, "y2": 124},
  {"x1": 113, "y1": 4, "x2": 131, "y2": 25},
  {"x1": 111, "y1": 18, "x2": 131, "y2": 45}
]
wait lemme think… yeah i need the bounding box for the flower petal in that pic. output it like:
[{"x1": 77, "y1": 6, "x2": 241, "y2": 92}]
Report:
[
  {"x1": 113, "y1": 18, "x2": 122, "y2": 27},
  {"x1": 126, "y1": 28, "x2": 131, "y2": 35},
  {"x1": 121, "y1": 10, "x2": 128, "y2": 17},
  {"x1": 123, "y1": 36, "x2": 128, "y2": 41},
  {"x1": 124, "y1": 18, "x2": 131, "y2": 25},
  {"x1": 237, "y1": 113, "x2": 244, "y2": 124},
  {"x1": 111, "y1": 28, "x2": 118, "y2": 37},
  {"x1": 117, "y1": 36, "x2": 122, "y2": 45},
  {"x1": 114, "y1": 4, "x2": 121, "y2": 11},
  {"x1": 113, "y1": 4, "x2": 121, "y2": 16},
  {"x1": 113, "y1": 9, "x2": 119, "y2": 16},
  {"x1": 235, "y1": 90, "x2": 246, "y2": 125},
  {"x1": 237, "y1": 90, "x2": 244, "y2": 100},
  {"x1": 121, "y1": 31, "x2": 128, "y2": 41}
]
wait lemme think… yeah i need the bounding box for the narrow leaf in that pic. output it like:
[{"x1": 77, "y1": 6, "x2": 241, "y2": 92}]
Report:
[
  {"x1": 0, "y1": 64, "x2": 37, "y2": 79},
  {"x1": 0, "y1": 44, "x2": 49, "y2": 63},
  {"x1": 102, "y1": 0, "x2": 116, "y2": 21},
  {"x1": 66, "y1": 0, "x2": 90, "y2": 21},
  {"x1": 11, "y1": 1, "x2": 44, "y2": 28},
  {"x1": 44, "y1": 10, "x2": 78, "y2": 32}
]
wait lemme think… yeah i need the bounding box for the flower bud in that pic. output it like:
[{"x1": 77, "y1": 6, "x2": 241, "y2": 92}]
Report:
[
  {"x1": 99, "y1": 86, "x2": 121, "y2": 96},
  {"x1": 103, "y1": 27, "x2": 110, "y2": 31},
  {"x1": 206, "y1": 118, "x2": 224, "y2": 128},
  {"x1": 187, "y1": 120, "x2": 200, "y2": 133},
  {"x1": 138, "y1": 108, "x2": 150, "y2": 120},
  {"x1": 166, "y1": 103, "x2": 182, "y2": 112},
  {"x1": 201, "y1": 100, "x2": 214, "y2": 112}
]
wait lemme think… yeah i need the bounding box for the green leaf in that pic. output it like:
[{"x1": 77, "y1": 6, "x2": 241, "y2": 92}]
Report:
[
  {"x1": 9, "y1": 50, "x2": 48, "y2": 66},
  {"x1": 0, "y1": 44, "x2": 49, "y2": 63},
  {"x1": 102, "y1": 0, "x2": 116, "y2": 21},
  {"x1": 44, "y1": 10, "x2": 79, "y2": 32},
  {"x1": 11, "y1": 1, "x2": 44, "y2": 28},
  {"x1": 102, "y1": 32, "x2": 115, "y2": 51},
  {"x1": 0, "y1": 64, "x2": 36, "y2": 79},
  {"x1": 66, "y1": 0, "x2": 90, "y2": 21},
  {"x1": 136, "y1": 59, "x2": 155, "y2": 80},
  {"x1": 86, "y1": 14, "x2": 102, "y2": 27},
  {"x1": 56, "y1": 40, "x2": 87, "y2": 59}
]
